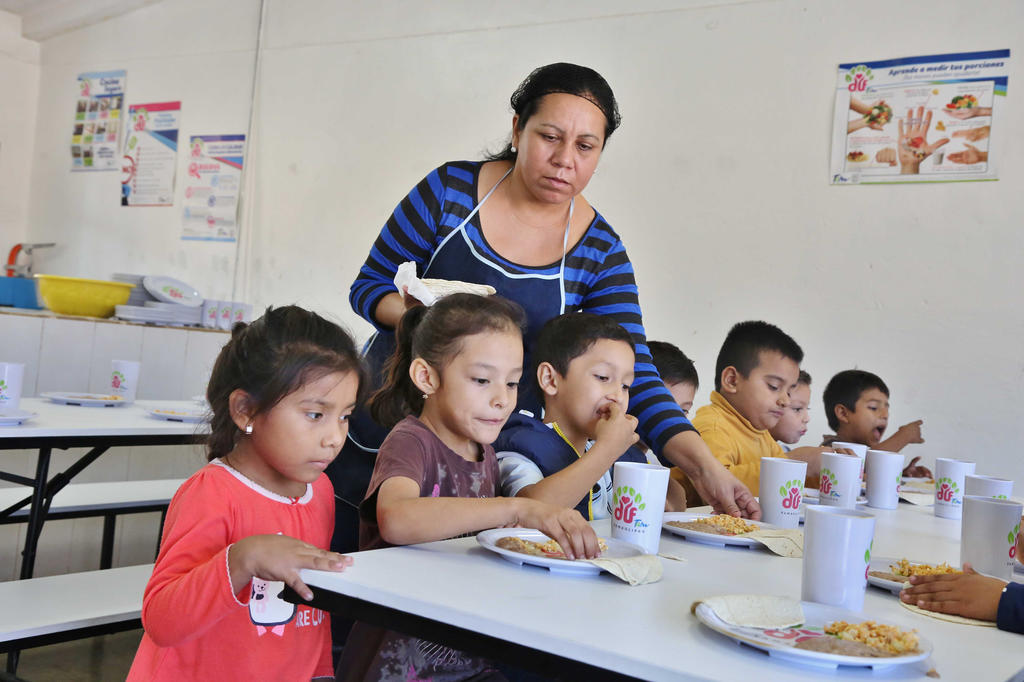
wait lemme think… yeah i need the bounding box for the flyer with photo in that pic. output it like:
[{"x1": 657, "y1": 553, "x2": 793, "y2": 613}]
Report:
[
  {"x1": 71, "y1": 70, "x2": 126, "y2": 171},
  {"x1": 830, "y1": 50, "x2": 1008, "y2": 185},
  {"x1": 181, "y1": 134, "x2": 245, "y2": 241},
  {"x1": 121, "y1": 101, "x2": 181, "y2": 206}
]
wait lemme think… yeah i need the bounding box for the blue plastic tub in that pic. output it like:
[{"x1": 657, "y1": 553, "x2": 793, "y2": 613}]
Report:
[{"x1": 0, "y1": 277, "x2": 42, "y2": 309}]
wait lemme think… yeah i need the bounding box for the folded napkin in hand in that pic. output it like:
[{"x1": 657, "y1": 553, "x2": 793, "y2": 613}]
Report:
[
  {"x1": 394, "y1": 261, "x2": 496, "y2": 307},
  {"x1": 587, "y1": 554, "x2": 662, "y2": 585},
  {"x1": 745, "y1": 528, "x2": 804, "y2": 558}
]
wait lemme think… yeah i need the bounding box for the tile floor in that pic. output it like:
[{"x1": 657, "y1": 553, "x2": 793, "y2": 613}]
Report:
[{"x1": 2, "y1": 630, "x2": 140, "y2": 681}]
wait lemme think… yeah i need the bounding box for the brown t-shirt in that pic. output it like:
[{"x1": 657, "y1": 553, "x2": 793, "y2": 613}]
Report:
[{"x1": 358, "y1": 415, "x2": 499, "y2": 551}]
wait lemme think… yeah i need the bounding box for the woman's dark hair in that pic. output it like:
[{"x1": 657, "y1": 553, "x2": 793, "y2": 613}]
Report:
[
  {"x1": 369, "y1": 293, "x2": 526, "y2": 428},
  {"x1": 487, "y1": 62, "x2": 621, "y2": 162},
  {"x1": 205, "y1": 305, "x2": 367, "y2": 461}
]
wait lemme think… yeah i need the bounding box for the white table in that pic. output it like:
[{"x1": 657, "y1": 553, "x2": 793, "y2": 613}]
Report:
[
  {"x1": 294, "y1": 503, "x2": 1024, "y2": 681},
  {"x1": 0, "y1": 397, "x2": 207, "y2": 578}
]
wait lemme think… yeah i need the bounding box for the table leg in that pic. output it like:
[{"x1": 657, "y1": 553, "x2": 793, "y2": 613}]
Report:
[{"x1": 18, "y1": 448, "x2": 52, "y2": 580}]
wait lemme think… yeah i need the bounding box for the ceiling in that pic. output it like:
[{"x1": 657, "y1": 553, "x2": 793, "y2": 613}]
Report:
[{"x1": 0, "y1": 0, "x2": 162, "y2": 41}]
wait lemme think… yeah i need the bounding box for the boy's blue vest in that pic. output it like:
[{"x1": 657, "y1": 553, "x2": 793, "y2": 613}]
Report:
[{"x1": 494, "y1": 412, "x2": 646, "y2": 520}]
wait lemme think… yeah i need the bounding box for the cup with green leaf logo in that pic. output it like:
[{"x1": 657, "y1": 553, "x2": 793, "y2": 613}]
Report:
[
  {"x1": 935, "y1": 458, "x2": 976, "y2": 519},
  {"x1": 0, "y1": 363, "x2": 25, "y2": 412},
  {"x1": 610, "y1": 462, "x2": 668, "y2": 554},
  {"x1": 961, "y1": 495, "x2": 1023, "y2": 580},
  {"x1": 759, "y1": 457, "x2": 807, "y2": 528},
  {"x1": 865, "y1": 449, "x2": 903, "y2": 509},
  {"x1": 965, "y1": 474, "x2": 1014, "y2": 501}
]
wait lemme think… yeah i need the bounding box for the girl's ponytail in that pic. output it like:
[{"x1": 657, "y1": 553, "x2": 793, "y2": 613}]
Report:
[
  {"x1": 369, "y1": 304, "x2": 429, "y2": 428},
  {"x1": 369, "y1": 293, "x2": 525, "y2": 428}
]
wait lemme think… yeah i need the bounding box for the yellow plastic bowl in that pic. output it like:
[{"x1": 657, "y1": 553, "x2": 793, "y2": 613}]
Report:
[{"x1": 34, "y1": 274, "x2": 133, "y2": 318}]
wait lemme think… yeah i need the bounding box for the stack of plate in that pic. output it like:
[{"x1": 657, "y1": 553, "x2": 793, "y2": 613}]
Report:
[
  {"x1": 114, "y1": 275, "x2": 204, "y2": 326},
  {"x1": 113, "y1": 273, "x2": 157, "y2": 306}
]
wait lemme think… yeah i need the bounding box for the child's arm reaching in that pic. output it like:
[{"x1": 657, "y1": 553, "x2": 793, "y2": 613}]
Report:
[
  {"x1": 376, "y1": 476, "x2": 601, "y2": 559},
  {"x1": 514, "y1": 404, "x2": 639, "y2": 511},
  {"x1": 878, "y1": 419, "x2": 924, "y2": 453},
  {"x1": 228, "y1": 535, "x2": 352, "y2": 601}
]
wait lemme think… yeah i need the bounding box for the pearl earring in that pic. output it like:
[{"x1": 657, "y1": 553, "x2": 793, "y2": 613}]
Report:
[
  {"x1": 510, "y1": 145, "x2": 517, "y2": 153},
  {"x1": 244, "y1": 422, "x2": 253, "y2": 435},
  {"x1": 422, "y1": 393, "x2": 429, "y2": 400}
]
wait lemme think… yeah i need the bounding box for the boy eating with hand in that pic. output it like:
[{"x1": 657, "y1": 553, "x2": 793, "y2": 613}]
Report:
[
  {"x1": 821, "y1": 369, "x2": 931, "y2": 477},
  {"x1": 495, "y1": 313, "x2": 682, "y2": 519}
]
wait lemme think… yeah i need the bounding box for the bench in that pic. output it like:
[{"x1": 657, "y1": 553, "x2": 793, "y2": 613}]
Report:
[
  {"x1": 0, "y1": 563, "x2": 153, "y2": 676},
  {"x1": 0, "y1": 480, "x2": 183, "y2": 573}
]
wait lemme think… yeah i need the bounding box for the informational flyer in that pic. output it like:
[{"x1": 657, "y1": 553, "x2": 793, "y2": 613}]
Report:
[
  {"x1": 71, "y1": 70, "x2": 126, "y2": 171},
  {"x1": 181, "y1": 134, "x2": 245, "y2": 241},
  {"x1": 830, "y1": 50, "x2": 1008, "y2": 185},
  {"x1": 121, "y1": 101, "x2": 181, "y2": 206}
]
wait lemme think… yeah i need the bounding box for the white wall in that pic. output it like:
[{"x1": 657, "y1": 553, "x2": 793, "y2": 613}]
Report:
[
  {"x1": 23, "y1": 0, "x2": 259, "y2": 300},
  {"x1": 19, "y1": 0, "x2": 1024, "y2": 483},
  {"x1": 0, "y1": 9, "x2": 39, "y2": 247}
]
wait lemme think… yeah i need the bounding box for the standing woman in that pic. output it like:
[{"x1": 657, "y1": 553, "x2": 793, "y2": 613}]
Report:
[{"x1": 334, "y1": 63, "x2": 758, "y2": 556}]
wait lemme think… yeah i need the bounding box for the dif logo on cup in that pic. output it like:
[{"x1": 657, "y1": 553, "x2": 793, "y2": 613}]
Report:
[
  {"x1": 779, "y1": 479, "x2": 802, "y2": 511},
  {"x1": 611, "y1": 485, "x2": 648, "y2": 534},
  {"x1": 935, "y1": 477, "x2": 961, "y2": 505},
  {"x1": 819, "y1": 468, "x2": 840, "y2": 500}
]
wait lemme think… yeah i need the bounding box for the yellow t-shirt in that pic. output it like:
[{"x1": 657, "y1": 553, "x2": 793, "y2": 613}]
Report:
[{"x1": 673, "y1": 390, "x2": 787, "y2": 501}]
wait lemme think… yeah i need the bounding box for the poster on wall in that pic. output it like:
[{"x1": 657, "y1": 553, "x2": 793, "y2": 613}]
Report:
[
  {"x1": 830, "y1": 49, "x2": 1008, "y2": 185},
  {"x1": 121, "y1": 101, "x2": 181, "y2": 206},
  {"x1": 71, "y1": 70, "x2": 126, "y2": 171},
  {"x1": 181, "y1": 135, "x2": 245, "y2": 241}
]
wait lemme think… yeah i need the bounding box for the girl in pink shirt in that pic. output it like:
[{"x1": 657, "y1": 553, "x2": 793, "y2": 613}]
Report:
[{"x1": 128, "y1": 305, "x2": 366, "y2": 681}]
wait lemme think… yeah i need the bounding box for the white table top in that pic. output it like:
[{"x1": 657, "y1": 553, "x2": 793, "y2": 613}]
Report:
[
  {"x1": 0, "y1": 398, "x2": 209, "y2": 441},
  {"x1": 303, "y1": 503, "x2": 1024, "y2": 682}
]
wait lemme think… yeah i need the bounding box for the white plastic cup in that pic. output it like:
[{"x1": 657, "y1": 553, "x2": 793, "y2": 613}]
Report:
[
  {"x1": 831, "y1": 441, "x2": 868, "y2": 477},
  {"x1": 818, "y1": 452, "x2": 862, "y2": 508},
  {"x1": 110, "y1": 359, "x2": 140, "y2": 402},
  {"x1": 759, "y1": 457, "x2": 808, "y2": 529},
  {"x1": 232, "y1": 301, "x2": 253, "y2": 325},
  {"x1": 865, "y1": 449, "x2": 904, "y2": 510},
  {"x1": 965, "y1": 475, "x2": 1014, "y2": 500},
  {"x1": 802, "y1": 505, "x2": 876, "y2": 611},
  {"x1": 0, "y1": 362, "x2": 25, "y2": 412},
  {"x1": 201, "y1": 299, "x2": 219, "y2": 328},
  {"x1": 961, "y1": 496, "x2": 1023, "y2": 580},
  {"x1": 610, "y1": 462, "x2": 669, "y2": 554},
  {"x1": 934, "y1": 458, "x2": 977, "y2": 519},
  {"x1": 218, "y1": 301, "x2": 233, "y2": 330}
]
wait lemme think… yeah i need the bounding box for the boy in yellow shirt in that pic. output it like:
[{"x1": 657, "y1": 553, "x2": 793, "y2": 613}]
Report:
[{"x1": 687, "y1": 321, "x2": 818, "y2": 498}]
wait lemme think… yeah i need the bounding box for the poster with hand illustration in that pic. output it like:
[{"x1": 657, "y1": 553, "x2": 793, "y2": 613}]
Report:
[{"x1": 830, "y1": 50, "x2": 1008, "y2": 185}]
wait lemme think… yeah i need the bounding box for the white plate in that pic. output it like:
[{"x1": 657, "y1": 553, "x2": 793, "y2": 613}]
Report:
[
  {"x1": 142, "y1": 275, "x2": 203, "y2": 307},
  {"x1": 694, "y1": 599, "x2": 931, "y2": 669},
  {"x1": 868, "y1": 557, "x2": 962, "y2": 594},
  {"x1": 662, "y1": 512, "x2": 782, "y2": 548},
  {"x1": 145, "y1": 406, "x2": 207, "y2": 423},
  {"x1": 476, "y1": 528, "x2": 644, "y2": 576},
  {"x1": 0, "y1": 409, "x2": 36, "y2": 425},
  {"x1": 41, "y1": 391, "x2": 130, "y2": 407}
]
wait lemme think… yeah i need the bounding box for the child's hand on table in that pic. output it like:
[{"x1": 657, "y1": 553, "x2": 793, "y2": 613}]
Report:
[
  {"x1": 902, "y1": 456, "x2": 932, "y2": 478},
  {"x1": 229, "y1": 534, "x2": 353, "y2": 601},
  {"x1": 899, "y1": 563, "x2": 1005, "y2": 622},
  {"x1": 593, "y1": 402, "x2": 639, "y2": 455},
  {"x1": 510, "y1": 498, "x2": 600, "y2": 560}
]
